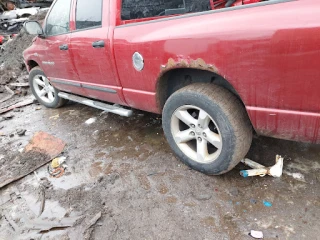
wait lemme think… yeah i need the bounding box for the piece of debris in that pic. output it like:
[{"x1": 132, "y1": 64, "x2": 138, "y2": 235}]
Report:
[
  {"x1": 0, "y1": 131, "x2": 66, "y2": 189},
  {"x1": 34, "y1": 171, "x2": 47, "y2": 216},
  {"x1": 85, "y1": 117, "x2": 96, "y2": 125},
  {"x1": 38, "y1": 184, "x2": 46, "y2": 216},
  {"x1": 240, "y1": 155, "x2": 284, "y2": 178},
  {"x1": 9, "y1": 82, "x2": 29, "y2": 87},
  {"x1": 48, "y1": 156, "x2": 67, "y2": 178},
  {"x1": 0, "y1": 86, "x2": 14, "y2": 103},
  {"x1": 4, "y1": 214, "x2": 20, "y2": 232},
  {"x1": 0, "y1": 96, "x2": 35, "y2": 114},
  {"x1": 25, "y1": 216, "x2": 81, "y2": 233},
  {"x1": 192, "y1": 193, "x2": 212, "y2": 201},
  {"x1": 284, "y1": 171, "x2": 306, "y2": 182},
  {"x1": 0, "y1": 192, "x2": 11, "y2": 206},
  {"x1": 3, "y1": 114, "x2": 13, "y2": 120},
  {"x1": 249, "y1": 230, "x2": 264, "y2": 239},
  {"x1": 83, "y1": 212, "x2": 102, "y2": 239},
  {"x1": 250, "y1": 198, "x2": 257, "y2": 204},
  {"x1": 16, "y1": 129, "x2": 26, "y2": 136},
  {"x1": 263, "y1": 200, "x2": 272, "y2": 207}
]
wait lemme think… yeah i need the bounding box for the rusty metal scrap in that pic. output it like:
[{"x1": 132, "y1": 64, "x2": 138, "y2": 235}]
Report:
[{"x1": 161, "y1": 57, "x2": 218, "y2": 73}]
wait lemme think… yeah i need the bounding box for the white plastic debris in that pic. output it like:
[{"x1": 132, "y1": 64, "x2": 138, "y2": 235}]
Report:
[
  {"x1": 85, "y1": 117, "x2": 96, "y2": 125},
  {"x1": 240, "y1": 155, "x2": 284, "y2": 178},
  {"x1": 250, "y1": 230, "x2": 264, "y2": 239},
  {"x1": 284, "y1": 171, "x2": 306, "y2": 182}
]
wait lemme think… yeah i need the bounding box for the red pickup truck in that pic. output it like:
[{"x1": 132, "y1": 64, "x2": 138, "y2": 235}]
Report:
[{"x1": 23, "y1": 0, "x2": 320, "y2": 175}]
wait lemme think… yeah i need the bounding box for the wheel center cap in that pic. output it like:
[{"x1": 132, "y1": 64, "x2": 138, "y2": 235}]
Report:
[{"x1": 195, "y1": 126, "x2": 202, "y2": 135}]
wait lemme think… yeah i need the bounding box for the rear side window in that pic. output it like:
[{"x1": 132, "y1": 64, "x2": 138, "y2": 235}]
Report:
[
  {"x1": 46, "y1": 0, "x2": 72, "y2": 36},
  {"x1": 121, "y1": 0, "x2": 211, "y2": 20},
  {"x1": 76, "y1": 0, "x2": 102, "y2": 30}
]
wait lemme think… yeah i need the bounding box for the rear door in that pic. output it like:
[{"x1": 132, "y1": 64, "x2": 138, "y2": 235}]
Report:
[{"x1": 69, "y1": 0, "x2": 124, "y2": 104}]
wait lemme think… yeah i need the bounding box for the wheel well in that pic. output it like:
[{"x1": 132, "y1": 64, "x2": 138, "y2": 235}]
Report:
[
  {"x1": 156, "y1": 68, "x2": 243, "y2": 110},
  {"x1": 28, "y1": 60, "x2": 39, "y2": 70}
]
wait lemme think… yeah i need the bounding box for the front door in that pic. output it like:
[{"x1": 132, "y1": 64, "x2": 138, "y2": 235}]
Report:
[
  {"x1": 42, "y1": 0, "x2": 82, "y2": 95},
  {"x1": 69, "y1": 0, "x2": 123, "y2": 104}
]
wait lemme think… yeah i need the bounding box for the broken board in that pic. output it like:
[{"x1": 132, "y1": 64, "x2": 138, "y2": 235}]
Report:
[{"x1": 0, "y1": 131, "x2": 65, "y2": 188}]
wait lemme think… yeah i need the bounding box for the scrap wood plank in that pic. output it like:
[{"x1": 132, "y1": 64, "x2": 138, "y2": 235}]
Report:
[
  {"x1": 9, "y1": 83, "x2": 29, "y2": 87},
  {"x1": 0, "y1": 96, "x2": 35, "y2": 114},
  {"x1": 0, "y1": 131, "x2": 66, "y2": 189}
]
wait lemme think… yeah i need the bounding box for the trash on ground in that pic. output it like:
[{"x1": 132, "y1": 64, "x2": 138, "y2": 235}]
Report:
[
  {"x1": 85, "y1": 117, "x2": 96, "y2": 125},
  {"x1": 0, "y1": 131, "x2": 66, "y2": 189},
  {"x1": 48, "y1": 156, "x2": 67, "y2": 178},
  {"x1": 263, "y1": 200, "x2": 273, "y2": 207},
  {"x1": 16, "y1": 128, "x2": 26, "y2": 136},
  {"x1": 249, "y1": 230, "x2": 264, "y2": 239},
  {"x1": 283, "y1": 171, "x2": 306, "y2": 182},
  {"x1": 240, "y1": 155, "x2": 284, "y2": 178}
]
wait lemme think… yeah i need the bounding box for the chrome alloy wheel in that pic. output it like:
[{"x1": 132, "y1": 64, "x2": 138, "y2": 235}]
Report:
[
  {"x1": 33, "y1": 74, "x2": 55, "y2": 104},
  {"x1": 171, "y1": 105, "x2": 222, "y2": 164}
]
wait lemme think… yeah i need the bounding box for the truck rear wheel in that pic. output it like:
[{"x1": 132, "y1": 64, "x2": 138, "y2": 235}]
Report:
[
  {"x1": 162, "y1": 83, "x2": 252, "y2": 175},
  {"x1": 29, "y1": 67, "x2": 67, "y2": 108}
]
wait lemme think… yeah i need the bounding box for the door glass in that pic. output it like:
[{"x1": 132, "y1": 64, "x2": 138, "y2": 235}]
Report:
[
  {"x1": 76, "y1": 0, "x2": 102, "y2": 30},
  {"x1": 45, "y1": 0, "x2": 72, "y2": 36}
]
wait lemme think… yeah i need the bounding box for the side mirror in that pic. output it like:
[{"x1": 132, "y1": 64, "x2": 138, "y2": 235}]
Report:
[{"x1": 23, "y1": 21, "x2": 45, "y2": 38}]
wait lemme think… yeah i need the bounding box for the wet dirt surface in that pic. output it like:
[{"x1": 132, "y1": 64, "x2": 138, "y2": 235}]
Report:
[{"x1": 0, "y1": 102, "x2": 319, "y2": 239}]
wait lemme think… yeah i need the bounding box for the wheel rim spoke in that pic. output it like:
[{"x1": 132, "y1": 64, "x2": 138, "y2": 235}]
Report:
[
  {"x1": 39, "y1": 89, "x2": 47, "y2": 97},
  {"x1": 48, "y1": 85, "x2": 55, "y2": 93},
  {"x1": 204, "y1": 129, "x2": 222, "y2": 149},
  {"x1": 44, "y1": 77, "x2": 49, "y2": 86},
  {"x1": 197, "y1": 109, "x2": 210, "y2": 128},
  {"x1": 174, "y1": 129, "x2": 195, "y2": 144},
  {"x1": 174, "y1": 110, "x2": 197, "y2": 127},
  {"x1": 48, "y1": 91, "x2": 54, "y2": 101},
  {"x1": 35, "y1": 78, "x2": 45, "y2": 87},
  {"x1": 197, "y1": 139, "x2": 208, "y2": 162}
]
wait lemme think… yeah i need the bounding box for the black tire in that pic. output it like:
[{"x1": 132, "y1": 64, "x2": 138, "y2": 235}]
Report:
[
  {"x1": 162, "y1": 83, "x2": 252, "y2": 175},
  {"x1": 29, "y1": 67, "x2": 67, "y2": 108}
]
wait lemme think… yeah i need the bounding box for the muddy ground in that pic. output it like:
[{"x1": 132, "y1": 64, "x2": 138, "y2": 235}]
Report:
[{"x1": 0, "y1": 101, "x2": 319, "y2": 240}]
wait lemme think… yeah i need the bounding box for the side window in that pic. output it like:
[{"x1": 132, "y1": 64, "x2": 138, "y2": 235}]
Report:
[
  {"x1": 76, "y1": 0, "x2": 102, "y2": 30},
  {"x1": 46, "y1": 0, "x2": 72, "y2": 36},
  {"x1": 121, "y1": 0, "x2": 211, "y2": 20}
]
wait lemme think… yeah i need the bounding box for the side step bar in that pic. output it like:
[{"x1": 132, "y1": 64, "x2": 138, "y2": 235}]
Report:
[{"x1": 58, "y1": 92, "x2": 133, "y2": 117}]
